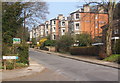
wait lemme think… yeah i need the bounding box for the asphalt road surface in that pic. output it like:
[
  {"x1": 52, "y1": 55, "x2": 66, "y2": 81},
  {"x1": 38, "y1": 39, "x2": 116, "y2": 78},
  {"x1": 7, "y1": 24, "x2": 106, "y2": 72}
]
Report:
[{"x1": 10, "y1": 49, "x2": 119, "y2": 81}]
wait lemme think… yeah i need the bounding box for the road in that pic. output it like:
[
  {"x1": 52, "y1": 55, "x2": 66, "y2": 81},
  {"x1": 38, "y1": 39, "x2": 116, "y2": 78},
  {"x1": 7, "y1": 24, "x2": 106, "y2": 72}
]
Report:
[{"x1": 11, "y1": 49, "x2": 119, "y2": 81}]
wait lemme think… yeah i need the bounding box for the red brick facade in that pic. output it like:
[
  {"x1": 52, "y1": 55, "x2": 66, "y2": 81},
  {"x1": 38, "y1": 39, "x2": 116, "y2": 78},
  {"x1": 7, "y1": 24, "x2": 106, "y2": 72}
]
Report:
[{"x1": 80, "y1": 13, "x2": 108, "y2": 38}]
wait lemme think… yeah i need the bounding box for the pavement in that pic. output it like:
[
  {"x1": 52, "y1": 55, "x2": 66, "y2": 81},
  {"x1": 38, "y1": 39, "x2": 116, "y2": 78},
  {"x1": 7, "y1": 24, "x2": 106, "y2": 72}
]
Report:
[
  {"x1": 1, "y1": 58, "x2": 45, "y2": 81},
  {"x1": 9, "y1": 68, "x2": 72, "y2": 81},
  {"x1": 34, "y1": 48, "x2": 120, "y2": 69}
]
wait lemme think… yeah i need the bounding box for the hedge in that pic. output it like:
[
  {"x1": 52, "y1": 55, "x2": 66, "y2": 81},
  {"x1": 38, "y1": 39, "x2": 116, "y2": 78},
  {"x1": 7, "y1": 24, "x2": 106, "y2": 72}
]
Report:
[
  {"x1": 70, "y1": 46, "x2": 100, "y2": 56},
  {"x1": 2, "y1": 43, "x2": 29, "y2": 70},
  {"x1": 16, "y1": 44, "x2": 29, "y2": 65}
]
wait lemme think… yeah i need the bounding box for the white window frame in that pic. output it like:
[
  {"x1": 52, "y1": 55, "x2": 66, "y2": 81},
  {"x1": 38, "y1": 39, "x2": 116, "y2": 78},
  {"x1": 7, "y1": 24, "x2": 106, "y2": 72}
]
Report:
[
  {"x1": 75, "y1": 23, "x2": 80, "y2": 30},
  {"x1": 62, "y1": 21, "x2": 65, "y2": 26},
  {"x1": 76, "y1": 13, "x2": 79, "y2": 19}
]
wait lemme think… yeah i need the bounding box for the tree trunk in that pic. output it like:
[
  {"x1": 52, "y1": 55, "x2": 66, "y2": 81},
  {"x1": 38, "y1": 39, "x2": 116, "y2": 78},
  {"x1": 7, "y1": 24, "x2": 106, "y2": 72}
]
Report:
[
  {"x1": 106, "y1": 25, "x2": 112, "y2": 56},
  {"x1": 106, "y1": 0, "x2": 115, "y2": 56}
]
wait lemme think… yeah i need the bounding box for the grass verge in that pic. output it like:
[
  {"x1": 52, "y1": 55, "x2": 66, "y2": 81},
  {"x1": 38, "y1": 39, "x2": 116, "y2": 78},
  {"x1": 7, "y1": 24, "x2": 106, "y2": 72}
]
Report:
[{"x1": 104, "y1": 54, "x2": 120, "y2": 63}]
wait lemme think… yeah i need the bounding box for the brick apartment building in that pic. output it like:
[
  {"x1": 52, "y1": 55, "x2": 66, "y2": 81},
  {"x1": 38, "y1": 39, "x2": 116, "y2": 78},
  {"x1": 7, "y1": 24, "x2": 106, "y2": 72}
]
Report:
[
  {"x1": 69, "y1": 4, "x2": 108, "y2": 38},
  {"x1": 44, "y1": 21, "x2": 51, "y2": 37},
  {"x1": 50, "y1": 18, "x2": 59, "y2": 40},
  {"x1": 29, "y1": 24, "x2": 45, "y2": 41},
  {"x1": 57, "y1": 14, "x2": 68, "y2": 37},
  {"x1": 50, "y1": 14, "x2": 68, "y2": 40},
  {"x1": 30, "y1": 14, "x2": 69, "y2": 41},
  {"x1": 30, "y1": 4, "x2": 108, "y2": 41}
]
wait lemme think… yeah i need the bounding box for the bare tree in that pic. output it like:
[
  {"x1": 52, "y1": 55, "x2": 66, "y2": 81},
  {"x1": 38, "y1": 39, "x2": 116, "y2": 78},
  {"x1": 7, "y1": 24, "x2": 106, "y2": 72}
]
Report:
[{"x1": 23, "y1": 2, "x2": 49, "y2": 29}]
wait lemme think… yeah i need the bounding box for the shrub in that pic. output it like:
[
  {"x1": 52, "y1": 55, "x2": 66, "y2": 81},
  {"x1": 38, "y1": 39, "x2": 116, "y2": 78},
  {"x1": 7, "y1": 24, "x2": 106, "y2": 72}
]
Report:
[
  {"x1": 3, "y1": 60, "x2": 28, "y2": 70},
  {"x1": 44, "y1": 40, "x2": 56, "y2": 46},
  {"x1": 6, "y1": 61, "x2": 14, "y2": 70},
  {"x1": 0, "y1": 66, "x2": 4, "y2": 69},
  {"x1": 31, "y1": 45, "x2": 34, "y2": 48},
  {"x1": 2, "y1": 43, "x2": 13, "y2": 55},
  {"x1": 104, "y1": 54, "x2": 120, "y2": 63},
  {"x1": 76, "y1": 33, "x2": 92, "y2": 46},
  {"x1": 56, "y1": 33, "x2": 74, "y2": 52},
  {"x1": 70, "y1": 46, "x2": 99, "y2": 56},
  {"x1": 31, "y1": 38, "x2": 37, "y2": 45},
  {"x1": 16, "y1": 44, "x2": 29, "y2": 65},
  {"x1": 2, "y1": 43, "x2": 29, "y2": 70}
]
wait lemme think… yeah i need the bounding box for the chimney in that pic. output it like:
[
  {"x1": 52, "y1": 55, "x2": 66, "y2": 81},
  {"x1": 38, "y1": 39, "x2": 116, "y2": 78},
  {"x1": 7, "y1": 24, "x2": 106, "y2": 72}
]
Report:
[
  {"x1": 57, "y1": 14, "x2": 64, "y2": 20},
  {"x1": 83, "y1": 4, "x2": 90, "y2": 12}
]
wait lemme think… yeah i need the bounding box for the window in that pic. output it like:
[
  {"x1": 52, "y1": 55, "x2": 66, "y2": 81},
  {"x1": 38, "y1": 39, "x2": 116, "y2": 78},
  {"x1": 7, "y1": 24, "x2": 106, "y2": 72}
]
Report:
[
  {"x1": 76, "y1": 14, "x2": 79, "y2": 19},
  {"x1": 54, "y1": 21, "x2": 56, "y2": 24},
  {"x1": 95, "y1": 15, "x2": 98, "y2": 19},
  {"x1": 76, "y1": 23, "x2": 79, "y2": 29},
  {"x1": 46, "y1": 24, "x2": 48, "y2": 29},
  {"x1": 99, "y1": 21, "x2": 105, "y2": 24},
  {"x1": 46, "y1": 31, "x2": 48, "y2": 35},
  {"x1": 62, "y1": 22, "x2": 65, "y2": 26},
  {"x1": 63, "y1": 30, "x2": 65, "y2": 32},
  {"x1": 95, "y1": 23, "x2": 98, "y2": 28},
  {"x1": 53, "y1": 35, "x2": 56, "y2": 40},
  {"x1": 85, "y1": 20, "x2": 90, "y2": 22},
  {"x1": 54, "y1": 27, "x2": 56, "y2": 30}
]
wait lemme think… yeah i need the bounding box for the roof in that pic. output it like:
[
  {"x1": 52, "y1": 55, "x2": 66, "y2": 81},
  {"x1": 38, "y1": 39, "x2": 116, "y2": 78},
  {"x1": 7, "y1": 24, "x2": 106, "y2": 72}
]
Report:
[
  {"x1": 39, "y1": 24, "x2": 45, "y2": 26},
  {"x1": 70, "y1": 9, "x2": 81, "y2": 15},
  {"x1": 50, "y1": 18, "x2": 59, "y2": 21},
  {"x1": 70, "y1": 9, "x2": 108, "y2": 15}
]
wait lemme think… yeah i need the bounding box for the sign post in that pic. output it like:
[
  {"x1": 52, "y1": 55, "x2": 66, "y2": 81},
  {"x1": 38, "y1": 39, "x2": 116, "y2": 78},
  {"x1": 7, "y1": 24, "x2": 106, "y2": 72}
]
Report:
[
  {"x1": 13, "y1": 38, "x2": 21, "y2": 44},
  {"x1": 3, "y1": 60, "x2": 6, "y2": 70}
]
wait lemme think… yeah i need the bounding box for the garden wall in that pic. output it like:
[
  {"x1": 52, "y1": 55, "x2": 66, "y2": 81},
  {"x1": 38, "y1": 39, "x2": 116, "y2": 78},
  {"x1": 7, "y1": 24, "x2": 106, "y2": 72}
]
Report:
[{"x1": 70, "y1": 46, "x2": 100, "y2": 56}]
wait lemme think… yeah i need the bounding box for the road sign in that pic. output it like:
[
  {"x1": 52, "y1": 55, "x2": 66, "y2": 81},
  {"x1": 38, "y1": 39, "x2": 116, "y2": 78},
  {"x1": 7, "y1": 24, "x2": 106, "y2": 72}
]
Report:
[
  {"x1": 3, "y1": 56, "x2": 19, "y2": 70},
  {"x1": 13, "y1": 38, "x2": 21, "y2": 44},
  {"x1": 3, "y1": 56, "x2": 19, "y2": 60}
]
